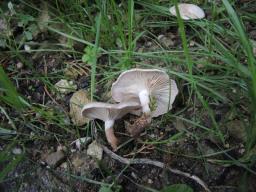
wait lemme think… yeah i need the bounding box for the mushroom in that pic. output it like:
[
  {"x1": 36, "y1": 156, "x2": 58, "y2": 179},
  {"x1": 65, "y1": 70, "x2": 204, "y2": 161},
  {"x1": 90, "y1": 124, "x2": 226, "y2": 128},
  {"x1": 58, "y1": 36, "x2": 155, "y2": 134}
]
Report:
[
  {"x1": 81, "y1": 101, "x2": 140, "y2": 150},
  {"x1": 169, "y1": 3, "x2": 205, "y2": 20},
  {"x1": 111, "y1": 69, "x2": 178, "y2": 121}
]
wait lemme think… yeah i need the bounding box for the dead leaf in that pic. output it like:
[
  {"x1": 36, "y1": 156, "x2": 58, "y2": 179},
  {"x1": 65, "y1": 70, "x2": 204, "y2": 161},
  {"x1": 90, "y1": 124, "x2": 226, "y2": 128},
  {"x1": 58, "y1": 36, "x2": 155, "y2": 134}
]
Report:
[
  {"x1": 54, "y1": 79, "x2": 77, "y2": 94},
  {"x1": 64, "y1": 60, "x2": 89, "y2": 79},
  {"x1": 69, "y1": 90, "x2": 90, "y2": 126},
  {"x1": 45, "y1": 150, "x2": 65, "y2": 167}
]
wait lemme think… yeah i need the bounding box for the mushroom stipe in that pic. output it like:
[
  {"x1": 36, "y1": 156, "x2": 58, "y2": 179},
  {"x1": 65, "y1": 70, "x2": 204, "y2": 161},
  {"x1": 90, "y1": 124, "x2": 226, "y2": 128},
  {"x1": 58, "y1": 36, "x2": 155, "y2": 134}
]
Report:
[{"x1": 81, "y1": 68, "x2": 178, "y2": 150}]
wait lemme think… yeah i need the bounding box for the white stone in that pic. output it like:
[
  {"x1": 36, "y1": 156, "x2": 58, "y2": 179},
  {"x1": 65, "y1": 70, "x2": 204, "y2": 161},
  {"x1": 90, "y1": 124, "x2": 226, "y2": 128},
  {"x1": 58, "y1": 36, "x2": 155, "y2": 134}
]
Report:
[
  {"x1": 12, "y1": 147, "x2": 22, "y2": 155},
  {"x1": 87, "y1": 141, "x2": 103, "y2": 160},
  {"x1": 54, "y1": 79, "x2": 77, "y2": 94}
]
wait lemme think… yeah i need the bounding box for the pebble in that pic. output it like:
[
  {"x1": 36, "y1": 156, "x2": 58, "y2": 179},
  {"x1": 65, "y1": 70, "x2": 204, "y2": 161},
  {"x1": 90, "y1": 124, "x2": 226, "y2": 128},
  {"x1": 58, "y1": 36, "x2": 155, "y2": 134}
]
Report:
[
  {"x1": 16, "y1": 62, "x2": 24, "y2": 69},
  {"x1": 147, "y1": 179, "x2": 153, "y2": 184},
  {"x1": 54, "y1": 79, "x2": 77, "y2": 94},
  {"x1": 87, "y1": 141, "x2": 103, "y2": 160},
  {"x1": 12, "y1": 147, "x2": 22, "y2": 155},
  {"x1": 45, "y1": 150, "x2": 65, "y2": 167}
]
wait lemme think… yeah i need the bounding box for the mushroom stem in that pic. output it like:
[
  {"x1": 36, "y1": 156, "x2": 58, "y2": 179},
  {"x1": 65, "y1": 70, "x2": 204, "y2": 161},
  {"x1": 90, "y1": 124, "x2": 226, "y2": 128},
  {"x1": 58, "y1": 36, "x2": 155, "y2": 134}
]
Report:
[
  {"x1": 138, "y1": 90, "x2": 151, "y2": 117},
  {"x1": 105, "y1": 120, "x2": 118, "y2": 150}
]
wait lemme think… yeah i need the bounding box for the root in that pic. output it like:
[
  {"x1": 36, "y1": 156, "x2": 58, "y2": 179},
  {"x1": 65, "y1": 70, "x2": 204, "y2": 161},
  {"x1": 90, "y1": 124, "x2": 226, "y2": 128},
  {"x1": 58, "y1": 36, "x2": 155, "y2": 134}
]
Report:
[{"x1": 103, "y1": 146, "x2": 211, "y2": 192}]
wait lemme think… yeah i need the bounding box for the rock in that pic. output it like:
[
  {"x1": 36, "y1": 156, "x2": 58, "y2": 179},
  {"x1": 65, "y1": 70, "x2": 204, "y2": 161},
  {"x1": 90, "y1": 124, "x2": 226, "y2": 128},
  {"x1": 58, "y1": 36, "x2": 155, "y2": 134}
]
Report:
[
  {"x1": 69, "y1": 90, "x2": 90, "y2": 126},
  {"x1": 87, "y1": 141, "x2": 103, "y2": 160},
  {"x1": 54, "y1": 79, "x2": 77, "y2": 94},
  {"x1": 71, "y1": 151, "x2": 97, "y2": 174},
  {"x1": 16, "y1": 62, "x2": 24, "y2": 69},
  {"x1": 24, "y1": 44, "x2": 31, "y2": 52},
  {"x1": 45, "y1": 150, "x2": 65, "y2": 167},
  {"x1": 147, "y1": 178, "x2": 153, "y2": 184},
  {"x1": 60, "y1": 162, "x2": 68, "y2": 169},
  {"x1": 12, "y1": 147, "x2": 22, "y2": 155}
]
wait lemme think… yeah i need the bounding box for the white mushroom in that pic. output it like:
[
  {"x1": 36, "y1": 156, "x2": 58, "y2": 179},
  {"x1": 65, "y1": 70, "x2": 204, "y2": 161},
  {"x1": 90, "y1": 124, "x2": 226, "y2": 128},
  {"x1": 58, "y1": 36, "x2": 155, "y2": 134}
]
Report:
[
  {"x1": 111, "y1": 69, "x2": 178, "y2": 120},
  {"x1": 81, "y1": 101, "x2": 140, "y2": 150},
  {"x1": 169, "y1": 3, "x2": 205, "y2": 20}
]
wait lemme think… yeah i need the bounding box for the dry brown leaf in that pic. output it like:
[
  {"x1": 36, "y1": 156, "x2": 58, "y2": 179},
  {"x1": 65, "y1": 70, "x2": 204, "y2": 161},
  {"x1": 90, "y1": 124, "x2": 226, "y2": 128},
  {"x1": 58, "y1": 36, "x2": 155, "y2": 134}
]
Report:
[
  {"x1": 70, "y1": 90, "x2": 90, "y2": 126},
  {"x1": 64, "y1": 60, "x2": 89, "y2": 79}
]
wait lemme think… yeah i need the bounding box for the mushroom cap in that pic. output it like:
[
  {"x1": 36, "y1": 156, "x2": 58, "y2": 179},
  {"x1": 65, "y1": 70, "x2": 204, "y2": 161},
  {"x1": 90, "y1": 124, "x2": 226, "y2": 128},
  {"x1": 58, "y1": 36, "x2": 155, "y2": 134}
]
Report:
[
  {"x1": 81, "y1": 101, "x2": 140, "y2": 121},
  {"x1": 111, "y1": 68, "x2": 178, "y2": 117},
  {"x1": 169, "y1": 3, "x2": 205, "y2": 20}
]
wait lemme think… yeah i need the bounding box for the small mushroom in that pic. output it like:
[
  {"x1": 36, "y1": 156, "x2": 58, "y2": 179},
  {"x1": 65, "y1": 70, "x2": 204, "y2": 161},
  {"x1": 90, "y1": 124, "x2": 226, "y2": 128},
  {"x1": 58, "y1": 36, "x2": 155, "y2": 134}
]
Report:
[
  {"x1": 169, "y1": 3, "x2": 205, "y2": 20},
  {"x1": 111, "y1": 69, "x2": 178, "y2": 121},
  {"x1": 81, "y1": 101, "x2": 140, "y2": 150}
]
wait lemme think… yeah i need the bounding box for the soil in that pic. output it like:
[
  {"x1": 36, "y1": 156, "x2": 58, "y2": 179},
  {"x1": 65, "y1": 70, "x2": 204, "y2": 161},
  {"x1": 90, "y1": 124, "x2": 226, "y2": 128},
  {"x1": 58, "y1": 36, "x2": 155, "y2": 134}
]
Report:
[
  {"x1": 0, "y1": 45, "x2": 253, "y2": 192},
  {"x1": 1, "y1": 1, "x2": 256, "y2": 192}
]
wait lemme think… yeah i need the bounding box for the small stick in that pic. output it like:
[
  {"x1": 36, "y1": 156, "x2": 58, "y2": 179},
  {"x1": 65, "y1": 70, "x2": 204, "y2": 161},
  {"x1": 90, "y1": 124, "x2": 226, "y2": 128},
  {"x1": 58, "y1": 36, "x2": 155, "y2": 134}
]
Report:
[{"x1": 103, "y1": 146, "x2": 211, "y2": 192}]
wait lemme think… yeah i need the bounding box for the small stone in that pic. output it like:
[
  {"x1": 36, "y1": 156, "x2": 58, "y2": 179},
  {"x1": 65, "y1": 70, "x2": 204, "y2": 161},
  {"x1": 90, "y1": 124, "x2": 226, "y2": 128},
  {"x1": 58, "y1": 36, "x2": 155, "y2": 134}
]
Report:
[
  {"x1": 147, "y1": 179, "x2": 153, "y2": 184},
  {"x1": 60, "y1": 162, "x2": 67, "y2": 169},
  {"x1": 16, "y1": 62, "x2": 23, "y2": 69},
  {"x1": 45, "y1": 150, "x2": 65, "y2": 167},
  {"x1": 238, "y1": 148, "x2": 245, "y2": 155},
  {"x1": 189, "y1": 40, "x2": 195, "y2": 46},
  {"x1": 24, "y1": 44, "x2": 31, "y2": 52},
  {"x1": 87, "y1": 141, "x2": 103, "y2": 160},
  {"x1": 12, "y1": 147, "x2": 22, "y2": 155},
  {"x1": 54, "y1": 79, "x2": 77, "y2": 94},
  {"x1": 224, "y1": 143, "x2": 230, "y2": 148}
]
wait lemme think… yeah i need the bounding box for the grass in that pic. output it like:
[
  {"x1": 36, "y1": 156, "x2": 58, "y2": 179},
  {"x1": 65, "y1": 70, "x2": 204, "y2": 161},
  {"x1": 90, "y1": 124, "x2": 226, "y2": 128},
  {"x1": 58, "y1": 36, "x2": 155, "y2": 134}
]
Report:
[{"x1": 0, "y1": 0, "x2": 256, "y2": 191}]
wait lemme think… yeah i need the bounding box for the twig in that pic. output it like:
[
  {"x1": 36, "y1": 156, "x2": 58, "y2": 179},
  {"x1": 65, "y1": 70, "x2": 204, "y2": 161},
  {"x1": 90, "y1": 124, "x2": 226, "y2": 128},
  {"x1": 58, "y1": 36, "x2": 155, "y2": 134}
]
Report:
[
  {"x1": 103, "y1": 146, "x2": 211, "y2": 192},
  {"x1": 123, "y1": 143, "x2": 154, "y2": 157}
]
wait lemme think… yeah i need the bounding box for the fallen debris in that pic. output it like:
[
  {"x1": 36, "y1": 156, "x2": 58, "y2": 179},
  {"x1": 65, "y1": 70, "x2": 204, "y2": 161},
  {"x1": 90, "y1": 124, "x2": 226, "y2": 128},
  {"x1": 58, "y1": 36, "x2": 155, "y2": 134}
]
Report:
[
  {"x1": 69, "y1": 90, "x2": 90, "y2": 126},
  {"x1": 87, "y1": 141, "x2": 103, "y2": 160},
  {"x1": 54, "y1": 79, "x2": 77, "y2": 94},
  {"x1": 103, "y1": 146, "x2": 211, "y2": 192},
  {"x1": 45, "y1": 150, "x2": 65, "y2": 167}
]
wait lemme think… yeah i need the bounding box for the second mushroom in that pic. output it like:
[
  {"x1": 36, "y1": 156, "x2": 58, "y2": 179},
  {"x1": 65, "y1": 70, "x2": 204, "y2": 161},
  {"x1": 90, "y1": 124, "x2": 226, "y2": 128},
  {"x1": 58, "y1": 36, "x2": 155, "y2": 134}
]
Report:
[{"x1": 81, "y1": 101, "x2": 140, "y2": 150}]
